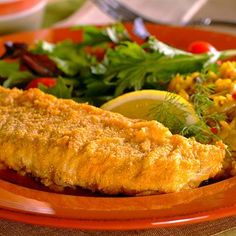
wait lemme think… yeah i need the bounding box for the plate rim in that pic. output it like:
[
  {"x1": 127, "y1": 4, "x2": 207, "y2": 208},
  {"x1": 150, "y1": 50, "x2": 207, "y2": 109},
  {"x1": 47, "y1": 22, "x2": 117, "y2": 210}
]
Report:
[{"x1": 1, "y1": 24, "x2": 236, "y2": 230}]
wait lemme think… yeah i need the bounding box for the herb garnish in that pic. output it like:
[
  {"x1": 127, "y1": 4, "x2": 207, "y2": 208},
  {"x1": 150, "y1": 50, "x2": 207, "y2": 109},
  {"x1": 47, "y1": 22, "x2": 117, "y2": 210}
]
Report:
[
  {"x1": 148, "y1": 93, "x2": 189, "y2": 134},
  {"x1": 180, "y1": 71, "x2": 226, "y2": 143}
]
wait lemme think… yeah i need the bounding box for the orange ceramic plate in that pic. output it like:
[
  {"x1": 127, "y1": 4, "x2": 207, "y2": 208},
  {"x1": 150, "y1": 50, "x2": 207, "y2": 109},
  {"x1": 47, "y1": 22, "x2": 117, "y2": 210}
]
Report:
[{"x1": 0, "y1": 24, "x2": 236, "y2": 230}]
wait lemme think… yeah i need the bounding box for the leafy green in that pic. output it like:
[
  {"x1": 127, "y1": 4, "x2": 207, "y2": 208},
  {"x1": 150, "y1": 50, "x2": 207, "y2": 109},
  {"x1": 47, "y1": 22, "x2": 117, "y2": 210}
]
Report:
[
  {"x1": 38, "y1": 77, "x2": 74, "y2": 98},
  {"x1": 103, "y1": 42, "x2": 160, "y2": 96},
  {"x1": 32, "y1": 40, "x2": 55, "y2": 54},
  {"x1": 0, "y1": 61, "x2": 33, "y2": 88},
  {"x1": 72, "y1": 23, "x2": 130, "y2": 47},
  {"x1": 144, "y1": 36, "x2": 190, "y2": 56},
  {"x1": 32, "y1": 40, "x2": 94, "y2": 76},
  {"x1": 92, "y1": 41, "x2": 211, "y2": 96},
  {"x1": 31, "y1": 27, "x2": 236, "y2": 102}
]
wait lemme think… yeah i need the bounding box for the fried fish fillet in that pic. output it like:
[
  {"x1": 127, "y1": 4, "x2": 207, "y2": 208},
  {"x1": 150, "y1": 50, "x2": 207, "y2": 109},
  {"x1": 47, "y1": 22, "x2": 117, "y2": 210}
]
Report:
[{"x1": 0, "y1": 86, "x2": 225, "y2": 195}]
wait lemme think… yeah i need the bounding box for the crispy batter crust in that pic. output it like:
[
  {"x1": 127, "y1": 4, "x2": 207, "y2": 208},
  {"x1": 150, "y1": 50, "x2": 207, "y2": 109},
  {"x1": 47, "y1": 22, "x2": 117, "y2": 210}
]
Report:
[{"x1": 0, "y1": 87, "x2": 225, "y2": 195}]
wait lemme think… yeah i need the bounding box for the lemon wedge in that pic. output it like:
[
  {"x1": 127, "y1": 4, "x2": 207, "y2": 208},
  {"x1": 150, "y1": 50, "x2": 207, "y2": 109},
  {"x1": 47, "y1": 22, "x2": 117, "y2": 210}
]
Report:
[{"x1": 101, "y1": 90, "x2": 198, "y2": 133}]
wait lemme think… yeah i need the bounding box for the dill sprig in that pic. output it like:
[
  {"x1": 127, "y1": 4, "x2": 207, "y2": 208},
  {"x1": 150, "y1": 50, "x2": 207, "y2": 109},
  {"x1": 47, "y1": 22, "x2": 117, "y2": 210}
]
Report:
[
  {"x1": 191, "y1": 83, "x2": 215, "y2": 117},
  {"x1": 191, "y1": 78, "x2": 225, "y2": 125},
  {"x1": 181, "y1": 121, "x2": 219, "y2": 143},
  {"x1": 148, "y1": 93, "x2": 189, "y2": 134},
  {"x1": 147, "y1": 69, "x2": 226, "y2": 144},
  {"x1": 187, "y1": 72, "x2": 226, "y2": 143},
  {"x1": 147, "y1": 91, "x2": 220, "y2": 143}
]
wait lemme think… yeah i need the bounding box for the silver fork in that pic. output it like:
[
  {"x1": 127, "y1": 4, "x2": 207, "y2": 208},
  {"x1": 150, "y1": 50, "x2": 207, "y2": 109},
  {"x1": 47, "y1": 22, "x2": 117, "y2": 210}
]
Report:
[
  {"x1": 133, "y1": 17, "x2": 150, "y2": 40},
  {"x1": 91, "y1": 0, "x2": 236, "y2": 27},
  {"x1": 91, "y1": 0, "x2": 165, "y2": 24}
]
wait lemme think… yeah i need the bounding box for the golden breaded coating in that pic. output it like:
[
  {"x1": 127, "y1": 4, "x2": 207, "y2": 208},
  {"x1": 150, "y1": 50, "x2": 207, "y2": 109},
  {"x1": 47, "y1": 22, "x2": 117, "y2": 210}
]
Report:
[{"x1": 0, "y1": 86, "x2": 225, "y2": 195}]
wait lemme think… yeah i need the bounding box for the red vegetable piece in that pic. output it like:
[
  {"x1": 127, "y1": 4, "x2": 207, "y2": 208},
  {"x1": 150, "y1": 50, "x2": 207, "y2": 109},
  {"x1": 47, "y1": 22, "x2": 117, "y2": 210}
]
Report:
[
  {"x1": 232, "y1": 92, "x2": 236, "y2": 100},
  {"x1": 210, "y1": 127, "x2": 218, "y2": 134},
  {"x1": 22, "y1": 52, "x2": 61, "y2": 77},
  {"x1": 86, "y1": 47, "x2": 105, "y2": 61},
  {"x1": 26, "y1": 78, "x2": 56, "y2": 89},
  {"x1": 188, "y1": 41, "x2": 216, "y2": 54},
  {"x1": 0, "y1": 41, "x2": 28, "y2": 59},
  {"x1": 93, "y1": 48, "x2": 105, "y2": 61}
]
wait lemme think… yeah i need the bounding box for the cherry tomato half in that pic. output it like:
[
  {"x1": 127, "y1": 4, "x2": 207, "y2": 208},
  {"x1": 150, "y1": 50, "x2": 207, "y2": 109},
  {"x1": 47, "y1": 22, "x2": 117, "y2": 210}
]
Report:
[
  {"x1": 26, "y1": 78, "x2": 56, "y2": 89},
  {"x1": 188, "y1": 41, "x2": 216, "y2": 54}
]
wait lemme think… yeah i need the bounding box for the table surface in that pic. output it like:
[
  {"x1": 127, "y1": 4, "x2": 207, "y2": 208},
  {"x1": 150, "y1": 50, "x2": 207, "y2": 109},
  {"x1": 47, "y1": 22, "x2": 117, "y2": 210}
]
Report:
[
  {"x1": 1, "y1": 216, "x2": 236, "y2": 236},
  {"x1": 1, "y1": 0, "x2": 236, "y2": 235}
]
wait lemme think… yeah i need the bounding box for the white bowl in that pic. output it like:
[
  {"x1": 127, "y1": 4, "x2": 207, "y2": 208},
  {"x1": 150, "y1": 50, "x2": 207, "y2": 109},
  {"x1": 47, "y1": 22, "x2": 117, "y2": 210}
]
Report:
[{"x1": 0, "y1": 0, "x2": 47, "y2": 35}]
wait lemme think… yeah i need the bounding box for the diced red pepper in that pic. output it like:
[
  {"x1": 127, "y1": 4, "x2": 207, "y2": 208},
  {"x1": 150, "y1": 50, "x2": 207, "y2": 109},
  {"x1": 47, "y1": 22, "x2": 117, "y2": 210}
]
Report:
[
  {"x1": 211, "y1": 127, "x2": 218, "y2": 134},
  {"x1": 232, "y1": 92, "x2": 236, "y2": 100}
]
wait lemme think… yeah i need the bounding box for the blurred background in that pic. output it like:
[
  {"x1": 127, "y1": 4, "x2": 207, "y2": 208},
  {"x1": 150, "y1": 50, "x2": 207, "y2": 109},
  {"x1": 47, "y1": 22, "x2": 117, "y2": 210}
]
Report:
[{"x1": 0, "y1": 0, "x2": 236, "y2": 35}]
